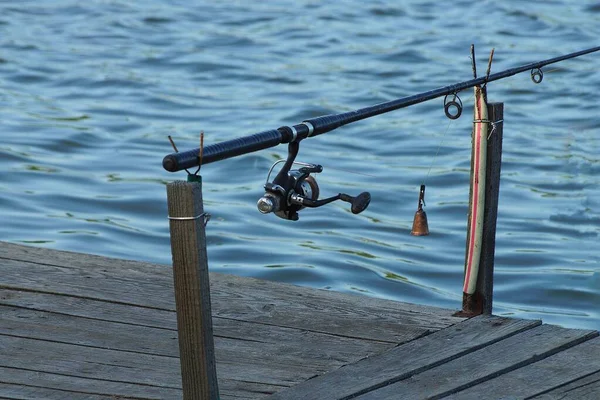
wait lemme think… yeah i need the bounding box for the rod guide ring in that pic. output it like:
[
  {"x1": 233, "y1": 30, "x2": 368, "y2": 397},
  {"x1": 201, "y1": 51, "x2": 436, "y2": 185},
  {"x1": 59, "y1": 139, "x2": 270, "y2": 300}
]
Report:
[
  {"x1": 531, "y1": 68, "x2": 544, "y2": 84},
  {"x1": 444, "y1": 93, "x2": 463, "y2": 120}
]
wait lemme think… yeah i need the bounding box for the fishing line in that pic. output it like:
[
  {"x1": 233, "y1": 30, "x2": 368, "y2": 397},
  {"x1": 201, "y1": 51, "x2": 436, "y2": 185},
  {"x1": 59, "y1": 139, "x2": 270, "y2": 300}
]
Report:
[
  {"x1": 421, "y1": 88, "x2": 477, "y2": 186},
  {"x1": 423, "y1": 117, "x2": 454, "y2": 186}
]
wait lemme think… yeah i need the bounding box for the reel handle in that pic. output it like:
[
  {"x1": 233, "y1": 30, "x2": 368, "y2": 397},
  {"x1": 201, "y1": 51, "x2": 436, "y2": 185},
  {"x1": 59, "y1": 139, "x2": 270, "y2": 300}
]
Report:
[
  {"x1": 290, "y1": 191, "x2": 371, "y2": 214},
  {"x1": 340, "y1": 192, "x2": 371, "y2": 214}
]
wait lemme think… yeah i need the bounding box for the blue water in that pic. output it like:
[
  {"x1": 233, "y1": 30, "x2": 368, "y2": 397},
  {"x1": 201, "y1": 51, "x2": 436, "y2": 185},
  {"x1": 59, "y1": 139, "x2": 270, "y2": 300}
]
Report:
[{"x1": 1, "y1": 0, "x2": 599, "y2": 330}]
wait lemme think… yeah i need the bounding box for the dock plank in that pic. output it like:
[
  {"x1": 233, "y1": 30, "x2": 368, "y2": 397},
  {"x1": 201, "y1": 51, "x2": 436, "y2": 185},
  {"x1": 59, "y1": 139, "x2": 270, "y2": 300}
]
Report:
[
  {"x1": 0, "y1": 383, "x2": 119, "y2": 400},
  {"x1": 0, "y1": 335, "x2": 182, "y2": 388},
  {"x1": 0, "y1": 242, "x2": 463, "y2": 342},
  {"x1": 0, "y1": 287, "x2": 177, "y2": 329},
  {"x1": 0, "y1": 333, "x2": 324, "y2": 392},
  {"x1": 355, "y1": 324, "x2": 598, "y2": 399},
  {"x1": 0, "y1": 303, "x2": 392, "y2": 367},
  {"x1": 444, "y1": 337, "x2": 600, "y2": 399},
  {"x1": 0, "y1": 242, "x2": 465, "y2": 399},
  {"x1": 532, "y1": 370, "x2": 600, "y2": 400},
  {"x1": 269, "y1": 315, "x2": 539, "y2": 400},
  {"x1": 9, "y1": 242, "x2": 597, "y2": 399},
  {"x1": 0, "y1": 367, "x2": 181, "y2": 399},
  {"x1": 0, "y1": 366, "x2": 283, "y2": 400},
  {"x1": 0, "y1": 302, "x2": 395, "y2": 398}
]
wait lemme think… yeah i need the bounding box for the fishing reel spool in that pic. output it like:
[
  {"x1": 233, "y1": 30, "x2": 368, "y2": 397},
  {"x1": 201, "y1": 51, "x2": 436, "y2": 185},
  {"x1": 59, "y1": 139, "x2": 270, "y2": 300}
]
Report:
[{"x1": 257, "y1": 141, "x2": 371, "y2": 221}]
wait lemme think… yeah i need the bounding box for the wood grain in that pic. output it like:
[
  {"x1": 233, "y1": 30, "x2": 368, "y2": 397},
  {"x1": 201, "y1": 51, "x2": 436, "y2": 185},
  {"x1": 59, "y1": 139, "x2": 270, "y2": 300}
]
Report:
[
  {"x1": 0, "y1": 241, "x2": 464, "y2": 342},
  {"x1": 167, "y1": 180, "x2": 219, "y2": 399},
  {"x1": 478, "y1": 102, "x2": 503, "y2": 314},
  {"x1": 532, "y1": 371, "x2": 600, "y2": 400},
  {"x1": 0, "y1": 367, "x2": 181, "y2": 399},
  {"x1": 0, "y1": 302, "x2": 395, "y2": 398},
  {"x1": 0, "y1": 299, "x2": 392, "y2": 362},
  {"x1": 8, "y1": 242, "x2": 594, "y2": 400},
  {"x1": 1, "y1": 241, "x2": 456, "y2": 399},
  {"x1": 356, "y1": 324, "x2": 598, "y2": 399},
  {"x1": 270, "y1": 315, "x2": 539, "y2": 400},
  {"x1": 445, "y1": 337, "x2": 600, "y2": 399}
]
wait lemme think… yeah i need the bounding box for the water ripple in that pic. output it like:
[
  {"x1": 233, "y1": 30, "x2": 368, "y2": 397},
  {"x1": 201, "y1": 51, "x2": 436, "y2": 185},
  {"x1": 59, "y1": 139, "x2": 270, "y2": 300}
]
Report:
[{"x1": 0, "y1": 0, "x2": 598, "y2": 330}]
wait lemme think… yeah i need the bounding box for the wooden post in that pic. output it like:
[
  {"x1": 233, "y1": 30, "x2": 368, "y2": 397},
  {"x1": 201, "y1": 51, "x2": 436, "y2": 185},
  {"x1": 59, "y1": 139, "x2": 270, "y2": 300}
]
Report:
[
  {"x1": 167, "y1": 178, "x2": 219, "y2": 400},
  {"x1": 458, "y1": 102, "x2": 504, "y2": 317}
]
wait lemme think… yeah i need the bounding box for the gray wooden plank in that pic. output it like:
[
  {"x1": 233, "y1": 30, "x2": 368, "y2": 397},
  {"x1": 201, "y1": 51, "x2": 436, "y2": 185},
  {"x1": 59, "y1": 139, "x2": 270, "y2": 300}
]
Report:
[
  {"x1": 0, "y1": 383, "x2": 121, "y2": 400},
  {"x1": 0, "y1": 242, "x2": 435, "y2": 399},
  {"x1": 0, "y1": 366, "x2": 282, "y2": 400},
  {"x1": 2, "y1": 240, "x2": 461, "y2": 334},
  {"x1": 0, "y1": 287, "x2": 421, "y2": 350},
  {"x1": 0, "y1": 301, "x2": 394, "y2": 398},
  {"x1": 0, "y1": 287, "x2": 177, "y2": 330},
  {"x1": 0, "y1": 367, "x2": 178, "y2": 399},
  {"x1": 531, "y1": 370, "x2": 600, "y2": 400},
  {"x1": 0, "y1": 335, "x2": 181, "y2": 388},
  {"x1": 0, "y1": 334, "x2": 314, "y2": 389},
  {"x1": 0, "y1": 302, "x2": 393, "y2": 369},
  {"x1": 355, "y1": 324, "x2": 598, "y2": 400},
  {"x1": 0, "y1": 242, "x2": 464, "y2": 342},
  {"x1": 0, "y1": 304, "x2": 179, "y2": 357},
  {"x1": 218, "y1": 380, "x2": 287, "y2": 400},
  {"x1": 0, "y1": 302, "x2": 399, "y2": 398},
  {"x1": 444, "y1": 337, "x2": 600, "y2": 399},
  {"x1": 269, "y1": 315, "x2": 539, "y2": 400},
  {"x1": 0, "y1": 327, "x2": 360, "y2": 389}
]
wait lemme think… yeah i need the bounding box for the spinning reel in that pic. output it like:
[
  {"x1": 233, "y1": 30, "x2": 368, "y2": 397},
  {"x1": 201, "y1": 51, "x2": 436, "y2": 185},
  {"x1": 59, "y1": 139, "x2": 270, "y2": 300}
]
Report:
[{"x1": 257, "y1": 141, "x2": 371, "y2": 221}]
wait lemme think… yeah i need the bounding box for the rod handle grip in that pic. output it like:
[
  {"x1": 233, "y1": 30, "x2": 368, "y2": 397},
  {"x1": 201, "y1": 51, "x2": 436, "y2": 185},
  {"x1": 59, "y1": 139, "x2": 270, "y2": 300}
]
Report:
[{"x1": 163, "y1": 129, "x2": 284, "y2": 172}]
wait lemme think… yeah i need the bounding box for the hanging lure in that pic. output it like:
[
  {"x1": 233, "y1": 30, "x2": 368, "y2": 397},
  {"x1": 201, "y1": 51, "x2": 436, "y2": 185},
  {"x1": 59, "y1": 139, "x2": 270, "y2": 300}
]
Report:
[{"x1": 411, "y1": 184, "x2": 429, "y2": 236}]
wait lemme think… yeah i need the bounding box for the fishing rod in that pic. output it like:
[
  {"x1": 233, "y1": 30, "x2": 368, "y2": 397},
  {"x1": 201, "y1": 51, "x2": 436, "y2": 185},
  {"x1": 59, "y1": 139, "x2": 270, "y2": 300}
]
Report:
[
  {"x1": 162, "y1": 46, "x2": 600, "y2": 220},
  {"x1": 163, "y1": 46, "x2": 599, "y2": 172}
]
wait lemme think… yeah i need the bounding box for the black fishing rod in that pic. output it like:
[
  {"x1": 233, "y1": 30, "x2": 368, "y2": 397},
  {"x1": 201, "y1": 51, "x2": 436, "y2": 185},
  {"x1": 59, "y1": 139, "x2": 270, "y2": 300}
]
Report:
[
  {"x1": 163, "y1": 45, "x2": 600, "y2": 173},
  {"x1": 163, "y1": 46, "x2": 599, "y2": 221}
]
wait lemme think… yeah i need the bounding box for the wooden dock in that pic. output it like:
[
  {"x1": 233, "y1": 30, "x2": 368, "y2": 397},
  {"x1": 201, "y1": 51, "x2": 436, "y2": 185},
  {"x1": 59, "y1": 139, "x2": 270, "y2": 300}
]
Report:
[{"x1": 1, "y1": 241, "x2": 598, "y2": 399}]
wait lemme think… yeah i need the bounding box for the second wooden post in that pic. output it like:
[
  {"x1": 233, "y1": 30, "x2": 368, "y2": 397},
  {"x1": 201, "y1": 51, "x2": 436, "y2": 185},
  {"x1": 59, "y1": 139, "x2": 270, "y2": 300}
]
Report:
[{"x1": 459, "y1": 102, "x2": 504, "y2": 316}]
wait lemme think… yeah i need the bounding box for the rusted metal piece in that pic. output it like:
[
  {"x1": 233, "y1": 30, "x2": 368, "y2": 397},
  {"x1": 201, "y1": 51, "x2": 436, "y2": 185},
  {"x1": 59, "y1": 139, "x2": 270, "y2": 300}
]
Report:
[
  {"x1": 411, "y1": 184, "x2": 429, "y2": 236},
  {"x1": 411, "y1": 209, "x2": 429, "y2": 236},
  {"x1": 454, "y1": 292, "x2": 483, "y2": 317}
]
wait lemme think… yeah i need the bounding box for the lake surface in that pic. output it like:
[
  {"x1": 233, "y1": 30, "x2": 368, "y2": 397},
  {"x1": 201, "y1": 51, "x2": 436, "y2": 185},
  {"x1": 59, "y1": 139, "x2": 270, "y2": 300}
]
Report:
[{"x1": 1, "y1": 0, "x2": 599, "y2": 329}]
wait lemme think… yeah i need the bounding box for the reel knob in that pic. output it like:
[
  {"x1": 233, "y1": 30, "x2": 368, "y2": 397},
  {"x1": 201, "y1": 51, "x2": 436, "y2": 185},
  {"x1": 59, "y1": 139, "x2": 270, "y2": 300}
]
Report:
[
  {"x1": 340, "y1": 192, "x2": 371, "y2": 214},
  {"x1": 350, "y1": 192, "x2": 371, "y2": 214}
]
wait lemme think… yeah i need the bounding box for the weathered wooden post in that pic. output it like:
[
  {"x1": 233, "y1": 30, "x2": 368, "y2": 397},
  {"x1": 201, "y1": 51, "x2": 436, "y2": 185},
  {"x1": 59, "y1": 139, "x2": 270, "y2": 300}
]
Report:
[
  {"x1": 167, "y1": 176, "x2": 219, "y2": 400},
  {"x1": 458, "y1": 102, "x2": 504, "y2": 317}
]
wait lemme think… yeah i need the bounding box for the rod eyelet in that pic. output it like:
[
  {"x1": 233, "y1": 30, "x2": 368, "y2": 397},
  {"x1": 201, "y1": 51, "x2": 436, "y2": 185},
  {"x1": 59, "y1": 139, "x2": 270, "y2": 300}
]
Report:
[
  {"x1": 444, "y1": 93, "x2": 463, "y2": 120},
  {"x1": 531, "y1": 68, "x2": 544, "y2": 84}
]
